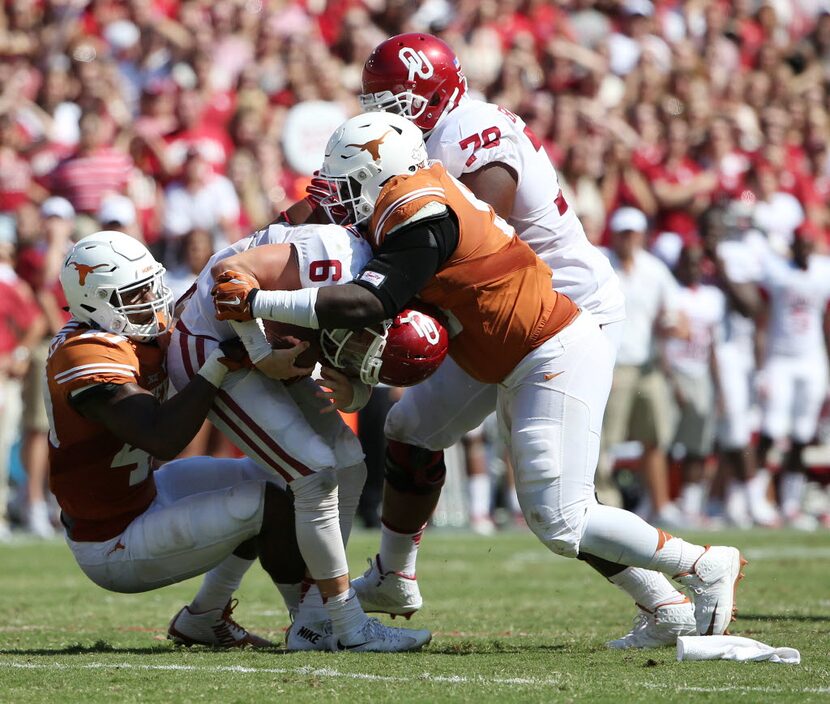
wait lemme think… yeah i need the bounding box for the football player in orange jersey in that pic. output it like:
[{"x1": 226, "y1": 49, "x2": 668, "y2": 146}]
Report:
[
  {"x1": 283, "y1": 34, "x2": 702, "y2": 649},
  {"x1": 214, "y1": 112, "x2": 747, "y2": 645},
  {"x1": 47, "y1": 230, "x2": 311, "y2": 648}
]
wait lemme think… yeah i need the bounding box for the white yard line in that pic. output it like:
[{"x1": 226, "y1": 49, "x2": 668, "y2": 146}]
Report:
[
  {"x1": 0, "y1": 661, "x2": 559, "y2": 687},
  {"x1": 3, "y1": 662, "x2": 825, "y2": 694},
  {"x1": 644, "y1": 683, "x2": 830, "y2": 694}
]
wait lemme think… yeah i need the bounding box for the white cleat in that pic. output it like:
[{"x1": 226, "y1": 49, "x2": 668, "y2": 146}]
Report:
[
  {"x1": 675, "y1": 546, "x2": 747, "y2": 636},
  {"x1": 285, "y1": 609, "x2": 334, "y2": 652},
  {"x1": 167, "y1": 599, "x2": 272, "y2": 648},
  {"x1": 606, "y1": 599, "x2": 697, "y2": 649},
  {"x1": 352, "y1": 555, "x2": 423, "y2": 619},
  {"x1": 335, "y1": 617, "x2": 431, "y2": 652}
]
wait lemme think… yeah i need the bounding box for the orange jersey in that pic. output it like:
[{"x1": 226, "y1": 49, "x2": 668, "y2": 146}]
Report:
[
  {"x1": 369, "y1": 162, "x2": 579, "y2": 383},
  {"x1": 45, "y1": 320, "x2": 168, "y2": 542}
]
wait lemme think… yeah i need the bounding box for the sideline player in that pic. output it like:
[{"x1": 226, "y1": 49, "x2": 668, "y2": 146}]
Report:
[
  {"x1": 213, "y1": 112, "x2": 746, "y2": 645},
  {"x1": 755, "y1": 225, "x2": 830, "y2": 529},
  {"x1": 699, "y1": 207, "x2": 779, "y2": 527},
  {"x1": 169, "y1": 219, "x2": 432, "y2": 652},
  {"x1": 46, "y1": 230, "x2": 306, "y2": 647}
]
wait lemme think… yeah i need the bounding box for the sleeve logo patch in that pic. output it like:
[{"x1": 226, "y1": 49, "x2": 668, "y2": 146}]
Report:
[{"x1": 359, "y1": 270, "x2": 386, "y2": 288}]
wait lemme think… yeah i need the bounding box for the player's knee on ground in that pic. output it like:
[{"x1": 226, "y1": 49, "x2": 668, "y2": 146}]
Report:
[
  {"x1": 258, "y1": 483, "x2": 305, "y2": 584},
  {"x1": 384, "y1": 440, "x2": 446, "y2": 495}
]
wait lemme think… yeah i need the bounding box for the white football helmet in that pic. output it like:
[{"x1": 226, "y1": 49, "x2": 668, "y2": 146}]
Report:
[
  {"x1": 60, "y1": 230, "x2": 174, "y2": 342},
  {"x1": 318, "y1": 111, "x2": 428, "y2": 226}
]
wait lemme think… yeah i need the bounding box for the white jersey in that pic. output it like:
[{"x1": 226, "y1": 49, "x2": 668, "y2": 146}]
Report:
[
  {"x1": 601, "y1": 248, "x2": 680, "y2": 366},
  {"x1": 761, "y1": 252, "x2": 830, "y2": 359},
  {"x1": 716, "y1": 236, "x2": 762, "y2": 358},
  {"x1": 179, "y1": 222, "x2": 372, "y2": 340},
  {"x1": 427, "y1": 97, "x2": 625, "y2": 325},
  {"x1": 664, "y1": 284, "x2": 725, "y2": 379}
]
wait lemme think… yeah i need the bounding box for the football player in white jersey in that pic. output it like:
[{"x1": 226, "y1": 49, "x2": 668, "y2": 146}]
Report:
[
  {"x1": 755, "y1": 225, "x2": 830, "y2": 529},
  {"x1": 337, "y1": 33, "x2": 699, "y2": 648},
  {"x1": 168, "y1": 221, "x2": 432, "y2": 652},
  {"x1": 663, "y1": 244, "x2": 725, "y2": 524},
  {"x1": 699, "y1": 207, "x2": 778, "y2": 527}
]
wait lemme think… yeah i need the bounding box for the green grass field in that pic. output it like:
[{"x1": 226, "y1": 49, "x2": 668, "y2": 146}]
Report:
[{"x1": 1, "y1": 528, "x2": 829, "y2": 703}]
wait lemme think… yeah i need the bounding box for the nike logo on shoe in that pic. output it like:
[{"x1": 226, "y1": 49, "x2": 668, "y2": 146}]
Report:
[
  {"x1": 544, "y1": 371, "x2": 564, "y2": 381},
  {"x1": 704, "y1": 600, "x2": 719, "y2": 636},
  {"x1": 336, "y1": 639, "x2": 371, "y2": 651},
  {"x1": 297, "y1": 626, "x2": 322, "y2": 644}
]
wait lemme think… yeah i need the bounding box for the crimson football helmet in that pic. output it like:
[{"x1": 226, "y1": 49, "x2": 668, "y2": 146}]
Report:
[
  {"x1": 360, "y1": 33, "x2": 467, "y2": 133},
  {"x1": 321, "y1": 306, "x2": 449, "y2": 386}
]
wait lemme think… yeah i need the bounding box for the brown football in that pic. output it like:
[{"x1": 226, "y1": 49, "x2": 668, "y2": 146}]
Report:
[{"x1": 262, "y1": 320, "x2": 323, "y2": 369}]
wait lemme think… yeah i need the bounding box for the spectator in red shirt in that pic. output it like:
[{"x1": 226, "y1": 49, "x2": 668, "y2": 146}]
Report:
[
  {"x1": 16, "y1": 198, "x2": 76, "y2": 538},
  {"x1": 48, "y1": 111, "x2": 134, "y2": 216},
  {"x1": 164, "y1": 89, "x2": 234, "y2": 177},
  {"x1": 0, "y1": 214, "x2": 46, "y2": 541},
  {"x1": 0, "y1": 115, "x2": 46, "y2": 212},
  {"x1": 648, "y1": 119, "x2": 717, "y2": 239}
]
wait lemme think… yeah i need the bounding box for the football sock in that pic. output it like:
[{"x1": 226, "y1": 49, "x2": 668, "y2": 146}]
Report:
[
  {"x1": 779, "y1": 472, "x2": 806, "y2": 519},
  {"x1": 301, "y1": 582, "x2": 324, "y2": 609},
  {"x1": 191, "y1": 554, "x2": 254, "y2": 613},
  {"x1": 647, "y1": 533, "x2": 706, "y2": 577},
  {"x1": 276, "y1": 582, "x2": 302, "y2": 618},
  {"x1": 579, "y1": 504, "x2": 705, "y2": 575},
  {"x1": 379, "y1": 520, "x2": 425, "y2": 576},
  {"x1": 468, "y1": 473, "x2": 491, "y2": 520},
  {"x1": 325, "y1": 587, "x2": 367, "y2": 638},
  {"x1": 608, "y1": 567, "x2": 687, "y2": 610},
  {"x1": 679, "y1": 482, "x2": 705, "y2": 517},
  {"x1": 746, "y1": 469, "x2": 771, "y2": 506}
]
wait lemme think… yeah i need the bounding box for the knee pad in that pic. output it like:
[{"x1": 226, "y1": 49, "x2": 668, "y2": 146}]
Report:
[
  {"x1": 226, "y1": 481, "x2": 266, "y2": 523},
  {"x1": 521, "y1": 502, "x2": 583, "y2": 559},
  {"x1": 384, "y1": 440, "x2": 446, "y2": 495}
]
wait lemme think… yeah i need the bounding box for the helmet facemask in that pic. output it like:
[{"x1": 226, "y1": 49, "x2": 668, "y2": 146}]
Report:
[
  {"x1": 319, "y1": 163, "x2": 383, "y2": 227},
  {"x1": 93, "y1": 267, "x2": 174, "y2": 342},
  {"x1": 320, "y1": 323, "x2": 391, "y2": 386},
  {"x1": 359, "y1": 89, "x2": 430, "y2": 123}
]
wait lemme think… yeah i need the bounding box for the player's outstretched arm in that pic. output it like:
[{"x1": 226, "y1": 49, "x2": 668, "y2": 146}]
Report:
[
  {"x1": 71, "y1": 348, "x2": 243, "y2": 460},
  {"x1": 213, "y1": 211, "x2": 459, "y2": 331}
]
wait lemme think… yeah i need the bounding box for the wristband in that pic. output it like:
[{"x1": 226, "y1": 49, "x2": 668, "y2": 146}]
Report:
[
  {"x1": 229, "y1": 319, "x2": 272, "y2": 364},
  {"x1": 251, "y1": 287, "x2": 320, "y2": 329},
  {"x1": 196, "y1": 348, "x2": 230, "y2": 388},
  {"x1": 342, "y1": 378, "x2": 371, "y2": 413}
]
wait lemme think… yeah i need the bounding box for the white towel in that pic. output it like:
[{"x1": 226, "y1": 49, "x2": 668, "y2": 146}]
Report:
[{"x1": 677, "y1": 636, "x2": 800, "y2": 664}]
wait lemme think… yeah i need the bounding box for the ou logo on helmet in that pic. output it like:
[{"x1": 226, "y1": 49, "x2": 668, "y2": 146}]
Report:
[
  {"x1": 399, "y1": 311, "x2": 440, "y2": 344},
  {"x1": 398, "y1": 47, "x2": 434, "y2": 82}
]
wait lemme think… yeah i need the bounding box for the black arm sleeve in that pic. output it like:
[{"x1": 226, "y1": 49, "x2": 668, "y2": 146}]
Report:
[
  {"x1": 353, "y1": 209, "x2": 459, "y2": 318},
  {"x1": 68, "y1": 382, "x2": 123, "y2": 416}
]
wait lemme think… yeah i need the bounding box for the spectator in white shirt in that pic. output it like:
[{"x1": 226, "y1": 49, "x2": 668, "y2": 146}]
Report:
[
  {"x1": 601, "y1": 207, "x2": 683, "y2": 525},
  {"x1": 162, "y1": 148, "x2": 240, "y2": 261}
]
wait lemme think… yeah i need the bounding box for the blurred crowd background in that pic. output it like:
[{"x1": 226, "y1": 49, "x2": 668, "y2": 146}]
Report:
[{"x1": 2, "y1": 0, "x2": 830, "y2": 541}]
